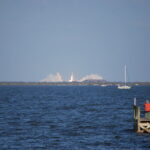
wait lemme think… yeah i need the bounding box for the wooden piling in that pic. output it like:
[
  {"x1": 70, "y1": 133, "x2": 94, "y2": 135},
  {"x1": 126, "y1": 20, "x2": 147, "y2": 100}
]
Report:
[{"x1": 133, "y1": 105, "x2": 150, "y2": 133}]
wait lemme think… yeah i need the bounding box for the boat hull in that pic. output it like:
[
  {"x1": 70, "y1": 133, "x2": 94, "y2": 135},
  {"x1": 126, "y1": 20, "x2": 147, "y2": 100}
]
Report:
[{"x1": 118, "y1": 85, "x2": 131, "y2": 89}]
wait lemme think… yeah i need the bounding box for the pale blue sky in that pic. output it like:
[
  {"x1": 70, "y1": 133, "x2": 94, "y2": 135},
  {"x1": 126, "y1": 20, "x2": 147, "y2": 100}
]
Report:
[{"x1": 0, "y1": 0, "x2": 150, "y2": 82}]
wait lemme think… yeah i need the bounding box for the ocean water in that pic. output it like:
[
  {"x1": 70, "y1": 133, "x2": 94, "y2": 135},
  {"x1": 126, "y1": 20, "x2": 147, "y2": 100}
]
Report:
[{"x1": 0, "y1": 85, "x2": 150, "y2": 150}]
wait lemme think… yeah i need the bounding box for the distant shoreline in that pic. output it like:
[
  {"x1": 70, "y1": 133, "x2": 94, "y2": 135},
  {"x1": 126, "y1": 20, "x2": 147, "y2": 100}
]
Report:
[{"x1": 0, "y1": 82, "x2": 150, "y2": 86}]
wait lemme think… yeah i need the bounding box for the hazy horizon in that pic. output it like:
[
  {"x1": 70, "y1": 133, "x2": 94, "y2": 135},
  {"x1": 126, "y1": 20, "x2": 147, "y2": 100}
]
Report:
[
  {"x1": 0, "y1": 0, "x2": 150, "y2": 82},
  {"x1": 0, "y1": 72, "x2": 150, "y2": 83}
]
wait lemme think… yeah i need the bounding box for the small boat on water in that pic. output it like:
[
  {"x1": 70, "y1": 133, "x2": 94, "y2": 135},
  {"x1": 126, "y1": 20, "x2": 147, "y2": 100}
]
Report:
[
  {"x1": 118, "y1": 65, "x2": 131, "y2": 89},
  {"x1": 118, "y1": 85, "x2": 131, "y2": 89},
  {"x1": 101, "y1": 84, "x2": 108, "y2": 87}
]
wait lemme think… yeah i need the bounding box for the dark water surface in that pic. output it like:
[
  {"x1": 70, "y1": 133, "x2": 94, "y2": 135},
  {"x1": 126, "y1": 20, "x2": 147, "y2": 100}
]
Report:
[{"x1": 0, "y1": 85, "x2": 150, "y2": 150}]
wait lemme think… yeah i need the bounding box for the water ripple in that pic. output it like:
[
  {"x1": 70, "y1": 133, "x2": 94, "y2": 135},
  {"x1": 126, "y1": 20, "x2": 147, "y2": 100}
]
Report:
[{"x1": 0, "y1": 85, "x2": 150, "y2": 149}]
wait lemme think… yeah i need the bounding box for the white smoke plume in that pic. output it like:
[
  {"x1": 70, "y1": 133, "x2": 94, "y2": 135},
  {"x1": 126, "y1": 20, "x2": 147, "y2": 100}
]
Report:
[
  {"x1": 79, "y1": 74, "x2": 103, "y2": 82},
  {"x1": 41, "y1": 73, "x2": 63, "y2": 82}
]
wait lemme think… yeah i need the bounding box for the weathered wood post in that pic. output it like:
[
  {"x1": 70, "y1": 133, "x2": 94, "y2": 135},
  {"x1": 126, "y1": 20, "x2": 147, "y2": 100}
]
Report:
[
  {"x1": 136, "y1": 107, "x2": 140, "y2": 132},
  {"x1": 133, "y1": 98, "x2": 141, "y2": 132}
]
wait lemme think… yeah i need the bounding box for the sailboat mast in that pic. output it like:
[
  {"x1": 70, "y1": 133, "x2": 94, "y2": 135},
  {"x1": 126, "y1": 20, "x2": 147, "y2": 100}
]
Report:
[
  {"x1": 118, "y1": 65, "x2": 131, "y2": 89},
  {"x1": 125, "y1": 65, "x2": 127, "y2": 86}
]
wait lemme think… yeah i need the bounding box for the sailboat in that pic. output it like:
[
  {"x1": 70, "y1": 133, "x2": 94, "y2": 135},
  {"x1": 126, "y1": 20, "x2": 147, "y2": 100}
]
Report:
[{"x1": 118, "y1": 65, "x2": 131, "y2": 89}]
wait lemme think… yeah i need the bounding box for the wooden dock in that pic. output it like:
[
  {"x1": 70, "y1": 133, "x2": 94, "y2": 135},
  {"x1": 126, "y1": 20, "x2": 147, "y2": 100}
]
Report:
[{"x1": 133, "y1": 105, "x2": 150, "y2": 133}]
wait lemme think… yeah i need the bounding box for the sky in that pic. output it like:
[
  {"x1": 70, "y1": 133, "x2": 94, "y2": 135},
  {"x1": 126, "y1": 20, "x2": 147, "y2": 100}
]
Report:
[{"x1": 0, "y1": 0, "x2": 150, "y2": 82}]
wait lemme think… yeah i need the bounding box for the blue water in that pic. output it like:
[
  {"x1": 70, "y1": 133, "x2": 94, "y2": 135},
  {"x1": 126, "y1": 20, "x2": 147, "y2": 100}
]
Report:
[{"x1": 0, "y1": 85, "x2": 150, "y2": 150}]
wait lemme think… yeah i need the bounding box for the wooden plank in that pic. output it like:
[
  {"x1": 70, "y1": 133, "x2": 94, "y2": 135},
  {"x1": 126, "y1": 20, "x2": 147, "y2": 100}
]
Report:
[
  {"x1": 139, "y1": 123, "x2": 150, "y2": 133},
  {"x1": 140, "y1": 118, "x2": 150, "y2": 122}
]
